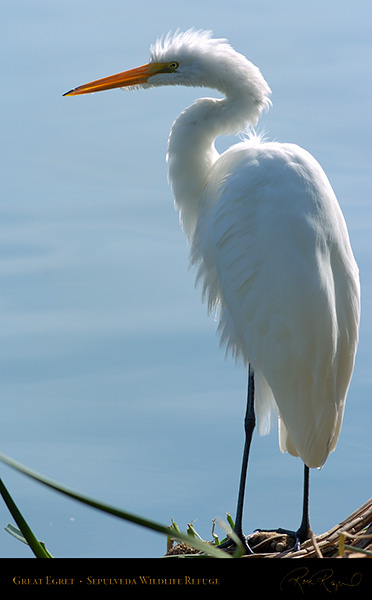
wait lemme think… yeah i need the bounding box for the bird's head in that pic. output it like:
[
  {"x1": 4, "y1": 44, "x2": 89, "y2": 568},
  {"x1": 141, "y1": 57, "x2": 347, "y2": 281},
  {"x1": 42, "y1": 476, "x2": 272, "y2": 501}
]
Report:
[{"x1": 63, "y1": 29, "x2": 271, "y2": 109}]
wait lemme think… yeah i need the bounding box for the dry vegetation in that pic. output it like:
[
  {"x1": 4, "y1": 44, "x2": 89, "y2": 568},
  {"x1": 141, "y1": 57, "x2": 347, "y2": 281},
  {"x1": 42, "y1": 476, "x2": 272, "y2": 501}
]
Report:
[{"x1": 166, "y1": 497, "x2": 372, "y2": 558}]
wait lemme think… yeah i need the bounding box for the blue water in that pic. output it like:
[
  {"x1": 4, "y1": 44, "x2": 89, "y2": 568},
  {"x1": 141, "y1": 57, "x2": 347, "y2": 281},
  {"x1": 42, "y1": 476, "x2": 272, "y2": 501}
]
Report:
[{"x1": 0, "y1": 0, "x2": 371, "y2": 558}]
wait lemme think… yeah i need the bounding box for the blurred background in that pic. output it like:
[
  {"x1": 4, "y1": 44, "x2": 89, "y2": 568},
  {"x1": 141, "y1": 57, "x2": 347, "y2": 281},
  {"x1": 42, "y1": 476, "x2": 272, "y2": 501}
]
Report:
[{"x1": 0, "y1": 0, "x2": 371, "y2": 558}]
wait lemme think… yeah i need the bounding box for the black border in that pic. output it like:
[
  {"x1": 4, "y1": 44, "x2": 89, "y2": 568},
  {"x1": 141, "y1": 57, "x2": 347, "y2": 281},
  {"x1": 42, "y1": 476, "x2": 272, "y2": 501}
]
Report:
[{"x1": 2, "y1": 557, "x2": 371, "y2": 597}]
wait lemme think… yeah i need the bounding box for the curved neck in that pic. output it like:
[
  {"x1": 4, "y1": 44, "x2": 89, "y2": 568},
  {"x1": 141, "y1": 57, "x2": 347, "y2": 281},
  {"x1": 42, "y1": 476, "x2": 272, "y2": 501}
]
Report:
[{"x1": 167, "y1": 94, "x2": 257, "y2": 240}]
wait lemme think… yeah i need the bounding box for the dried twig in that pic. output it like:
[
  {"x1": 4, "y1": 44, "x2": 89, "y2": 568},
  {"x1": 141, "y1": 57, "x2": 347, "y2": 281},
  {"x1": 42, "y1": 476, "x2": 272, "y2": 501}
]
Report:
[{"x1": 245, "y1": 498, "x2": 372, "y2": 558}]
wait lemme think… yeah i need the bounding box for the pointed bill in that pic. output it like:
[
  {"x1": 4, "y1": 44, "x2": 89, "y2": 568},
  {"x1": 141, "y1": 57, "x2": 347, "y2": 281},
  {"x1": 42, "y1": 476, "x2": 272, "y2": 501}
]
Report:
[{"x1": 63, "y1": 62, "x2": 168, "y2": 96}]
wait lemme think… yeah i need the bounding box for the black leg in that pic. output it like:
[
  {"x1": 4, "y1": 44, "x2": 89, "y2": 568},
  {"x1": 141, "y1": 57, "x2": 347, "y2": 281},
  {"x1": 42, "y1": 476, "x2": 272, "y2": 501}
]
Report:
[
  {"x1": 218, "y1": 368, "x2": 311, "y2": 555},
  {"x1": 295, "y1": 464, "x2": 311, "y2": 546},
  {"x1": 218, "y1": 365, "x2": 255, "y2": 554},
  {"x1": 274, "y1": 463, "x2": 311, "y2": 550}
]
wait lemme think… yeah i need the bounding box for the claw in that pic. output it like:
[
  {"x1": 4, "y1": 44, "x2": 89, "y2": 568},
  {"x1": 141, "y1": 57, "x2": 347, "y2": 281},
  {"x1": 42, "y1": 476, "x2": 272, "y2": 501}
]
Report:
[{"x1": 218, "y1": 531, "x2": 253, "y2": 555}]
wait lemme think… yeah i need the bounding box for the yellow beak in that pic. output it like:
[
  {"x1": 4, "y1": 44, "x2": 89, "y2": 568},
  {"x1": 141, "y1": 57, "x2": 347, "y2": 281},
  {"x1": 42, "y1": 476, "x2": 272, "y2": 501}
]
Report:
[{"x1": 63, "y1": 62, "x2": 167, "y2": 96}]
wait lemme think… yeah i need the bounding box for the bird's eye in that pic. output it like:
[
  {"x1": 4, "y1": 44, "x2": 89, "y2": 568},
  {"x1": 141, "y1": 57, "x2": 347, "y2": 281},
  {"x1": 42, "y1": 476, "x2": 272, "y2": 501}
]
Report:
[{"x1": 169, "y1": 61, "x2": 179, "y2": 70}]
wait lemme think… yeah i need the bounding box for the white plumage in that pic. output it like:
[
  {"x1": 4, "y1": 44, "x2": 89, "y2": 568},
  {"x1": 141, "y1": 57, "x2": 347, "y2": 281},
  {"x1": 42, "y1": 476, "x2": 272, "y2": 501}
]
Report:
[
  {"x1": 190, "y1": 140, "x2": 359, "y2": 468},
  {"x1": 65, "y1": 29, "x2": 360, "y2": 549},
  {"x1": 154, "y1": 31, "x2": 359, "y2": 469}
]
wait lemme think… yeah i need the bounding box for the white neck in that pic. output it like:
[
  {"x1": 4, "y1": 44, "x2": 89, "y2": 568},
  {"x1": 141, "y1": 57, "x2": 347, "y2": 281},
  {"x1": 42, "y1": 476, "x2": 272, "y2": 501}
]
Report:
[{"x1": 167, "y1": 91, "x2": 264, "y2": 241}]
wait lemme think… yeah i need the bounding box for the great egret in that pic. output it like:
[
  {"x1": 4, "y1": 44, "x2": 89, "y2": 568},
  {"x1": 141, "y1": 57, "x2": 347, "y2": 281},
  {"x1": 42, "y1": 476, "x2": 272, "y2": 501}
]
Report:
[{"x1": 64, "y1": 29, "x2": 360, "y2": 554}]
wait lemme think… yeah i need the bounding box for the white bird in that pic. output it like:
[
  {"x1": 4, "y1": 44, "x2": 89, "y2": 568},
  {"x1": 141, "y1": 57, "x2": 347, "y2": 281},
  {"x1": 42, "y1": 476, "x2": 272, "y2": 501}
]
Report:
[{"x1": 64, "y1": 29, "x2": 360, "y2": 554}]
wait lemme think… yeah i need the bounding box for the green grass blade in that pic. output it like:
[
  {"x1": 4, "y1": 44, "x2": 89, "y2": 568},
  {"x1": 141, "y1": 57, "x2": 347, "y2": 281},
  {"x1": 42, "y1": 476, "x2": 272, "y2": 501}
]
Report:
[
  {"x1": 0, "y1": 478, "x2": 52, "y2": 558},
  {"x1": 0, "y1": 453, "x2": 230, "y2": 558}
]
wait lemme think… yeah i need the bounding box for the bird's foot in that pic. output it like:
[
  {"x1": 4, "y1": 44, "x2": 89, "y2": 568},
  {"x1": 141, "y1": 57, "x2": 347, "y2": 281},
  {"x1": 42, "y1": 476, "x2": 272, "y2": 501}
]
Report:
[
  {"x1": 217, "y1": 530, "x2": 254, "y2": 555},
  {"x1": 217, "y1": 526, "x2": 307, "y2": 555},
  {"x1": 253, "y1": 526, "x2": 309, "y2": 552},
  {"x1": 276, "y1": 527, "x2": 303, "y2": 551}
]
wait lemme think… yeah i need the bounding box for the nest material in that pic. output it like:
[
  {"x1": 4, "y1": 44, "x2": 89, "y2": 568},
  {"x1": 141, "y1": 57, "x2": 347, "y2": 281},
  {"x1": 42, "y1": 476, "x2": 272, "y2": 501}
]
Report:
[
  {"x1": 166, "y1": 497, "x2": 372, "y2": 558},
  {"x1": 270, "y1": 496, "x2": 372, "y2": 559}
]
